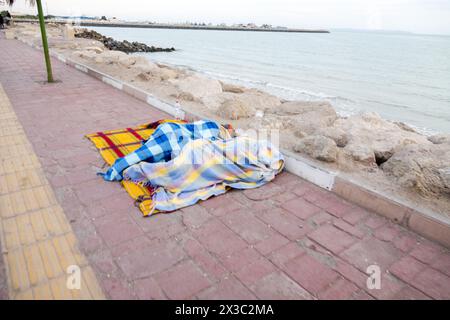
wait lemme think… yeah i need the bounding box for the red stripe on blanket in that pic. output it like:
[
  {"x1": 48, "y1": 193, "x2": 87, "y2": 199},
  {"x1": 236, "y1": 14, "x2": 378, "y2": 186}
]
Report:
[
  {"x1": 126, "y1": 128, "x2": 145, "y2": 141},
  {"x1": 89, "y1": 127, "x2": 148, "y2": 138},
  {"x1": 97, "y1": 132, "x2": 125, "y2": 158}
]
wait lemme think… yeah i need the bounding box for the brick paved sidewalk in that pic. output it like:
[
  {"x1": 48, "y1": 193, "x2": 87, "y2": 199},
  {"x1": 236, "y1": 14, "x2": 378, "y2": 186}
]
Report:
[{"x1": 0, "y1": 34, "x2": 449, "y2": 300}]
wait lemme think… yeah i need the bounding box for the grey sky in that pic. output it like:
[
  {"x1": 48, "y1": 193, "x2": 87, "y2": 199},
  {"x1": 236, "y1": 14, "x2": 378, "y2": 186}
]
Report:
[{"x1": 4, "y1": 0, "x2": 450, "y2": 35}]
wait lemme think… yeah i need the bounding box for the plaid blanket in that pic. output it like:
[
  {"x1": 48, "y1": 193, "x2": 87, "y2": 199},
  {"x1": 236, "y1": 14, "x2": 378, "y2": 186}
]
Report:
[
  {"x1": 99, "y1": 120, "x2": 226, "y2": 181},
  {"x1": 123, "y1": 136, "x2": 284, "y2": 214},
  {"x1": 86, "y1": 120, "x2": 184, "y2": 216},
  {"x1": 87, "y1": 119, "x2": 284, "y2": 215}
]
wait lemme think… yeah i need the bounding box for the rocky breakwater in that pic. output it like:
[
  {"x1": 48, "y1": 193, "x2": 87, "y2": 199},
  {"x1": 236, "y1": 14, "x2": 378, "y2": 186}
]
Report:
[
  {"x1": 61, "y1": 33, "x2": 450, "y2": 206},
  {"x1": 74, "y1": 29, "x2": 175, "y2": 53}
]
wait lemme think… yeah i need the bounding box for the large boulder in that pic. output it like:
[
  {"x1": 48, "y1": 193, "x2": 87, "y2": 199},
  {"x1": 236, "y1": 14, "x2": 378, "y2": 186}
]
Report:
[
  {"x1": 316, "y1": 127, "x2": 349, "y2": 147},
  {"x1": 294, "y1": 135, "x2": 338, "y2": 162},
  {"x1": 216, "y1": 98, "x2": 256, "y2": 120},
  {"x1": 238, "y1": 89, "x2": 281, "y2": 112},
  {"x1": 344, "y1": 143, "x2": 376, "y2": 165},
  {"x1": 201, "y1": 92, "x2": 236, "y2": 110},
  {"x1": 169, "y1": 75, "x2": 222, "y2": 100},
  {"x1": 118, "y1": 55, "x2": 157, "y2": 69},
  {"x1": 274, "y1": 101, "x2": 338, "y2": 135},
  {"x1": 84, "y1": 46, "x2": 104, "y2": 54},
  {"x1": 118, "y1": 56, "x2": 138, "y2": 68},
  {"x1": 132, "y1": 61, "x2": 158, "y2": 74},
  {"x1": 428, "y1": 133, "x2": 450, "y2": 145},
  {"x1": 248, "y1": 114, "x2": 286, "y2": 130},
  {"x1": 274, "y1": 101, "x2": 335, "y2": 116},
  {"x1": 96, "y1": 50, "x2": 128, "y2": 64},
  {"x1": 221, "y1": 82, "x2": 246, "y2": 93},
  {"x1": 334, "y1": 112, "x2": 430, "y2": 165},
  {"x1": 71, "y1": 50, "x2": 97, "y2": 60},
  {"x1": 136, "y1": 67, "x2": 178, "y2": 81},
  {"x1": 382, "y1": 143, "x2": 450, "y2": 197}
]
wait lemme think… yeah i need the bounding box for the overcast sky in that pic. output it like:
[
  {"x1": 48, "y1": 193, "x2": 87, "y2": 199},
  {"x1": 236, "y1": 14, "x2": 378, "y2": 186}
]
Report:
[{"x1": 4, "y1": 0, "x2": 450, "y2": 35}]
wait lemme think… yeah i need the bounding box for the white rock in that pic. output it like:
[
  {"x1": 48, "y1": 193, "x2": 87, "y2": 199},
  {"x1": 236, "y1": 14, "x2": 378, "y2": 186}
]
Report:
[
  {"x1": 428, "y1": 133, "x2": 450, "y2": 145},
  {"x1": 84, "y1": 46, "x2": 104, "y2": 54},
  {"x1": 344, "y1": 143, "x2": 376, "y2": 165},
  {"x1": 169, "y1": 75, "x2": 222, "y2": 99},
  {"x1": 98, "y1": 50, "x2": 128, "y2": 64},
  {"x1": 221, "y1": 82, "x2": 246, "y2": 93},
  {"x1": 216, "y1": 98, "x2": 256, "y2": 120},
  {"x1": 294, "y1": 135, "x2": 338, "y2": 162},
  {"x1": 382, "y1": 143, "x2": 450, "y2": 197},
  {"x1": 279, "y1": 101, "x2": 338, "y2": 135},
  {"x1": 316, "y1": 127, "x2": 349, "y2": 147},
  {"x1": 239, "y1": 90, "x2": 281, "y2": 112},
  {"x1": 335, "y1": 112, "x2": 430, "y2": 164}
]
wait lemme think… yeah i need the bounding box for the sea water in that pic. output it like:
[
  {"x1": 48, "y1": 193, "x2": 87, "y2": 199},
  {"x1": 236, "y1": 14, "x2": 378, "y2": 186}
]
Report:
[{"x1": 91, "y1": 26, "x2": 450, "y2": 134}]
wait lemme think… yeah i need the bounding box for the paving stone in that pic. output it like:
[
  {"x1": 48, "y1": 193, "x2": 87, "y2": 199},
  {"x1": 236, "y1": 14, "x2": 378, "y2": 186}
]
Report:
[
  {"x1": 220, "y1": 209, "x2": 276, "y2": 244},
  {"x1": 309, "y1": 211, "x2": 334, "y2": 226},
  {"x1": 431, "y1": 253, "x2": 450, "y2": 277},
  {"x1": 254, "y1": 233, "x2": 290, "y2": 256},
  {"x1": 374, "y1": 223, "x2": 401, "y2": 242},
  {"x1": 342, "y1": 207, "x2": 369, "y2": 226},
  {"x1": 269, "y1": 242, "x2": 306, "y2": 268},
  {"x1": 333, "y1": 219, "x2": 366, "y2": 239},
  {"x1": 182, "y1": 237, "x2": 228, "y2": 281},
  {"x1": 101, "y1": 275, "x2": 135, "y2": 300},
  {"x1": 133, "y1": 277, "x2": 166, "y2": 300},
  {"x1": 409, "y1": 241, "x2": 443, "y2": 264},
  {"x1": 393, "y1": 232, "x2": 419, "y2": 253},
  {"x1": 389, "y1": 256, "x2": 427, "y2": 283},
  {"x1": 94, "y1": 215, "x2": 143, "y2": 247},
  {"x1": 281, "y1": 197, "x2": 321, "y2": 220},
  {"x1": 333, "y1": 258, "x2": 369, "y2": 289},
  {"x1": 318, "y1": 278, "x2": 359, "y2": 300},
  {"x1": 257, "y1": 208, "x2": 310, "y2": 241},
  {"x1": 197, "y1": 276, "x2": 256, "y2": 300},
  {"x1": 272, "y1": 172, "x2": 301, "y2": 187},
  {"x1": 154, "y1": 260, "x2": 211, "y2": 299},
  {"x1": 180, "y1": 205, "x2": 212, "y2": 229},
  {"x1": 367, "y1": 274, "x2": 404, "y2": 300},
  {"x1": 413, "y1": 268, "x2": 450, "y2": 299},
  {"x1": 283, "y1": 254, "x2": 339, "y2": 296},
  {"x1": 218, "y1": 247, "x2": 262, "y2": 273},
  {"x1": 115, "y1": 238, "x2": 186, "y2": 279},
  {"x1": 192, "y1": 220, "x2": 248, "y2": 257},
  {"x1": 341, "y1": 238, "x2": 402, "y2": 272},
  {"x1": 364, "y1": 215, "x2": 387, "y2": 229},
  {"x1": 250, "y1": 271, "x2": 314, "y2": 300},
  {"x1": 308, "y1": 224, "x2": 356, "y2": 254},
  {"x1": 392, "y1": 286, "x2": 431, "y2": 300},
  {"x1": 132, "y1": 212, "x2": 185, "y2": 239},
  {"x1": 235, "y1": 258, "x2": 277, "y2": 287},
  {"x1": 243, "y1": 182, "x2": 283, "y2": 201}
]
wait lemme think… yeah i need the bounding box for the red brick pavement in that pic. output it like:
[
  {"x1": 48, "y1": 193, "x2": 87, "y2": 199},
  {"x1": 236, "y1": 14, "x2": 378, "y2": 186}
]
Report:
[{"x1": 1, "y1": 35, "x2": 449, "y2": 300}]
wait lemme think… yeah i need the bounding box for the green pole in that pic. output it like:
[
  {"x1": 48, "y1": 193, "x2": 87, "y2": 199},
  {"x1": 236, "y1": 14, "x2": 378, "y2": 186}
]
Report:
[{"x1": 36, "y1": 0, "x2": 54, "y2": 82}]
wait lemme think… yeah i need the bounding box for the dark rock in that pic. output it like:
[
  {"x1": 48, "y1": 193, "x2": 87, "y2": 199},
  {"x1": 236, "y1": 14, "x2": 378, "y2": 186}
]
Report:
[{"x1": 75, "y1": 29, "x2": 176, "y2": 53}]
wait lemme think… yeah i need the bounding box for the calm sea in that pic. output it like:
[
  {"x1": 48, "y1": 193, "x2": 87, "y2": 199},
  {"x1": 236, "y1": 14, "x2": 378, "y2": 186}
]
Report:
[{"x1": 91, "y1": 26, "x2": 450, "y2": 133}]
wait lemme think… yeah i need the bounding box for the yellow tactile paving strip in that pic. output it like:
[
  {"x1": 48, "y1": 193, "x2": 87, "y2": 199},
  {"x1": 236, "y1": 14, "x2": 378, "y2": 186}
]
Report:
[{"x1": 0, "y1": 84, "x2": 105, "y2": 300}]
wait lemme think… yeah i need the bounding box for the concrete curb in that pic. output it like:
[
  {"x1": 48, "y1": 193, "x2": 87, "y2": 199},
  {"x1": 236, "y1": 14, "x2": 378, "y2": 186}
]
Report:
[{"x1": 17, "y1": 38, "x2": 449, "y2": 248}]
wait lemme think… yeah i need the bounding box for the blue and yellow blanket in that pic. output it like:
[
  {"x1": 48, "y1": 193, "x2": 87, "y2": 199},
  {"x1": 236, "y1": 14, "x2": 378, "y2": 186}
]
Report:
[{"x1": 89, "y1": 120, "x2": 284, "y2": 215}]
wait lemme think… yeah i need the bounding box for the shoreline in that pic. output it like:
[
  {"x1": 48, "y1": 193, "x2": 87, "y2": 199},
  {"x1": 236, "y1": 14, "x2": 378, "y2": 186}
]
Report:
[
  {"x1": 14, "y1": 19, "x2": 330, "y2": 34},
  {"x1": 6, "y1": 23, "x2": 450, "y2": 219}
]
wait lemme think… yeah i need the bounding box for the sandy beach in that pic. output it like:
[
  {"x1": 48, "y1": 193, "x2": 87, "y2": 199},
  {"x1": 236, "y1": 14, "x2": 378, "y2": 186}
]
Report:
[{"x1": 8, "y1": 22, "x2": 450, "y2": 217}]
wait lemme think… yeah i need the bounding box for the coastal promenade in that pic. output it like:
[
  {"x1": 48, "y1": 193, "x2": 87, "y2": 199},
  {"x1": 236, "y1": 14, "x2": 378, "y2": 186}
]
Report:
[{"x1": 0, "y1": 34, "x2": 449, "y2": 300}]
